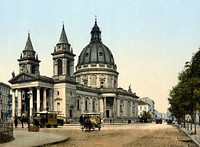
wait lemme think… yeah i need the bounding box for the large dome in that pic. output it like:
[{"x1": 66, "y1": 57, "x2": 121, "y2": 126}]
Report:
[
  {"x1": 77, "y1": 20, "x2": 115, "y2": 66},
  {"x1": 78, "y1": 42, "x2": 115, "y2": 65}
]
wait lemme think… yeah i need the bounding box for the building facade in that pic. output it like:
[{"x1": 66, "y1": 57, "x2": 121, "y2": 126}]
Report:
[
  {"x1": 0, "y1": 82, "x2": 12, "y2": 122},
  {"x1": 9, "y1": 20, "x2": 139, "y2": 122},
  {"x1": 137, "y1": 100, "x2": 150, "y2": 117},
  {"x1": 139, "y1": 97, "x2": 155, "y2": 120}
]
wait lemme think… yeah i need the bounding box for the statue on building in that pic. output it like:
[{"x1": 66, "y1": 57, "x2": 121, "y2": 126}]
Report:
[
  {"x1": 128, "y1": 84, "x2": 132, "y2": 93},
  {"x1": 12, "y1": 71, "x2": 15, "y2": 78}
]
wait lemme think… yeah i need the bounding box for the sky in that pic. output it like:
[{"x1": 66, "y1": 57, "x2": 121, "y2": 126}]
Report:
[{"x1": 1, "y1": 0, "x2": 200, "y2": 113}]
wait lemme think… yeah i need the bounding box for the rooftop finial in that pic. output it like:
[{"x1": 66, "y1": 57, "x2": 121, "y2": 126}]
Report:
[
  {"x1": 28, "y1": 30, "x2": 30, "y2": 37},
  {"x1": 62, "y1": 21, "x2": 64, "y2": 27},
  {"x1": 95, "y1": 15, "x2": 97, "y2": 23}
]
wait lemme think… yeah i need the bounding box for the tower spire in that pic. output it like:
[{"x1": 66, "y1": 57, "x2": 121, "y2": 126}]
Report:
[
  {"x1": 59, "y1": 24, "x2": 69, "y2": 44},
  {"x1": 24, "y1": 32, "x2": 34, "y2": 50}
]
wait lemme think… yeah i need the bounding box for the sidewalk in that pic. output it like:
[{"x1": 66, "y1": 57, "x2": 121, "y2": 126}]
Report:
[
  {"x1": 2, "y1": 128, "x2": 69, "y2": 147},
  {"x1": 180, "y1": 123, "x2": 200, "y2": 147}
]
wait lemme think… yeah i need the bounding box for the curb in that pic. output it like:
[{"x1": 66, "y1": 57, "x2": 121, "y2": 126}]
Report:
[
  {"x1": 177, "y1": 126, "x2": 200, "y2": 147},
  {"x1": 34, "y1": 137, "x2": 69, "y2": 147}
]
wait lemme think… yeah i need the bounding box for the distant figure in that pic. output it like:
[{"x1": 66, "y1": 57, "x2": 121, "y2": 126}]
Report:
[
  {"x1": 21, "y1": 115, "x2": 25, "y2": 128},
  {"x1": 14, "y1": 117, "x2": 18, "y2": 128}
]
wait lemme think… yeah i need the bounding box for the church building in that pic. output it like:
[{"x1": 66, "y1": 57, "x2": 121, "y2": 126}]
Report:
[{"x1": 9, "y1": 19, "x2": 139, "y2": 122}]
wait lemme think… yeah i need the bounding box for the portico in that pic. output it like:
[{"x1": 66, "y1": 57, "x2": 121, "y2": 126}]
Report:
[{"x1": 9, "y1": 74, "x2": 53, "y2": 118}]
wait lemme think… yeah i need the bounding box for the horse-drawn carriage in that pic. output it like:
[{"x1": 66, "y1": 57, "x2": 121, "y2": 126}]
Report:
[
  {"x1": 33, "y1": 111, "x2": 64, "y2": 128},
  {"x1": 79, "y1": 113, "x2": 102, "y2": 132}
]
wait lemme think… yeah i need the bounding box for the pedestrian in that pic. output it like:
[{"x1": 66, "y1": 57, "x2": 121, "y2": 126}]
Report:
[{"x1": 14, "y1": 117, "x2": 18, "y2": 128}]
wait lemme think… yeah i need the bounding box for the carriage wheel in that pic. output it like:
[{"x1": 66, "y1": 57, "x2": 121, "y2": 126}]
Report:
[
  {"x1": 40, "y1": 124, "x2": 44, "y2": 128},
  {"x1": 46, "y1": 124, "x2": 51, "y2": 128}
]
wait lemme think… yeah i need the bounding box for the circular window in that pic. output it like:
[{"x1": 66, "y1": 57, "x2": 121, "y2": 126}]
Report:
[{"x1": 99, "y1": 52, "x2": 103, "y2": 56}]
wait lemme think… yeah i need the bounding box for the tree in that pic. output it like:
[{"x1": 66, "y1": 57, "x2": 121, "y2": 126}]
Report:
[
  {"x1": 168, "y1": 48, "x2": 200, "y2": 126},
  {"x1": 140, "y1": 111, "x2": 152, "y2": 123}
]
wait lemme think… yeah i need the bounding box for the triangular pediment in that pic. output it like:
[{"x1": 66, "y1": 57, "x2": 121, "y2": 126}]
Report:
[{"x1": 9, "y1": 73, "x2": 39, "y2": 84}]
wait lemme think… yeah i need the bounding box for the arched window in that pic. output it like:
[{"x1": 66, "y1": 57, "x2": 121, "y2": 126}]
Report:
[
  {"x1": 120, "y1": 100, "x2": 124, "y2": 112},
  {"x1": 77, "y1": 98, "x2": 80, "y2": 110},
  {"x1": 92, "y1": 100, "x2": 95, "y2": 111},
  {"x1": 67, "y1": 60, "x2": 71, "y2": 75},
  {"x1": 31, "y1": 65, "x2": 36, "y2": 74},
  {"x1": 57, "y1": 59, "x2": 62, "y2": 75},
  {"x1": 85, "y1": 100, "x2": 88, "y2": 111},
  {"x1": 90, "y1": 75, "x2": 97, "y2": 87}
]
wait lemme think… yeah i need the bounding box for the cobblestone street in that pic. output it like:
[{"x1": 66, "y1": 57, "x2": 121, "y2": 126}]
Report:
[{"x1": 43, "y1": 123, "x2": 197, "y2": 147}]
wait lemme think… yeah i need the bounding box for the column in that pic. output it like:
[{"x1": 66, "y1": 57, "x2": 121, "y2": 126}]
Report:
[
  {"x1": 99, "y1": 98, "x2": 103, "y2": 116},
  {"x1": 17, "y1": 89, "x2": 22, "y2": 117},
  {"x1": 36, "y1": 87, "x2": 40, "y2": 112},
  {"x1": 53, "y1": 60, "x2": 56, "y2": 76},
  {"x1": 123, "y1": 101, "x2": 126, "y2": 117},
  {"x1": 29, "y1": 88, "x2": 33, "y2": 117},
  {"x1": 88, "y1": 75, "x2": 91, "y2": 87},
  {"x1": 81, "y1": 96, "x2": 85, "y2": 114},
  {"x1": 71, "y1": 61, "x2": 74, "y2": 76},
  {"x1": 49, "y1": 89, "x2": 53, "y2": 110},
  {"x1": 113, "y1": 97, "x2": 116, "y2": 118},
  {"x1": 103, "y1": 97, "x2": 106, "y2": 118},
  {"x1": 90, "y1": 97, "x2": 93, "y2": 112},
  {"x1": 63, "y1": 59, "x2": 66, "y2": 75},
  {"x1": 116, "y1": 99, "x2": 120, "y2": 117},
  {"x1": 43, "y1": 88, "x2": 47, "y2": 111},
  {"x1": 130, "y1": 101, "x2": 133, "y2": 118},
  {"x1": 12, "y1": 90, "x2": 15, "y2": 118}
]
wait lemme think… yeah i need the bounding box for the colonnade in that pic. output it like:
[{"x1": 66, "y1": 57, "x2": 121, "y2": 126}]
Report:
[
  {"x1": 77, "y1": 95, "x2": 135, "y2": 119},
  {"x1": 12, "y1": 87, "x2": 53, "y2": 118}
]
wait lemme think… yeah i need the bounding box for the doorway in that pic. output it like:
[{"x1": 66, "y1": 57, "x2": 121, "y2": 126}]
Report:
[{"x1": 106, "y1": 110, "x2": 109, "y2": 118}]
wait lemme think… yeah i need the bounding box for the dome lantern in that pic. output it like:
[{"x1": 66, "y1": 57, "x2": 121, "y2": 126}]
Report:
[{"x1": 90, "y1": 18, "x2": 101, "y2": 43}]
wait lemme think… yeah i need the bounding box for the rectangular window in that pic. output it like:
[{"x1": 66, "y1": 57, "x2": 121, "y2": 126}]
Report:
[{"x1": 57, "y1": 102, "x2": 60, "y2": 111}]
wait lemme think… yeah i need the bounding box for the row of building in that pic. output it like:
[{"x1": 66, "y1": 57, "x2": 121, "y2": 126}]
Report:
[
  {"x1": 1, "y1": 19, "x2": 161, "y2": 123},
  {"x1": 0, "y1": 83, "x2": 159, "y2": 122}
]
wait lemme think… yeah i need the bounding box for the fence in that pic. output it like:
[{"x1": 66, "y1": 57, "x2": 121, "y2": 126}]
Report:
[{"x1": 0, "y1": 122, "x2": 14, "y2": 143}]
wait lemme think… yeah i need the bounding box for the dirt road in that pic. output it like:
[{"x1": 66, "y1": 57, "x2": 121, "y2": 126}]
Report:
[{"x1": 43, "y1": 123, "x2": 197, "y2": 147}]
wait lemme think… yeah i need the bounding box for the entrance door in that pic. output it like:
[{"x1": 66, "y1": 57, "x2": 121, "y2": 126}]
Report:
[
  {"x1": 69, "y1": 110, "x2": 73, "y2": 118},
  {"x1": 106, "y1": 110, "x2": 109, "y2": 118}
]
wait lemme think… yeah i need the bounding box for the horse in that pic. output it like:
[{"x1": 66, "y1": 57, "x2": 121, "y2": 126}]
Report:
[
  {"x1": 17, "y1": 115, "x2": 30, "y2": 128},
  {"x1": 79, "y1": 114, "x2": 101, "y2": 132}
]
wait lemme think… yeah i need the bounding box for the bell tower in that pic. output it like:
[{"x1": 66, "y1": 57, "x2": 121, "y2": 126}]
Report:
[
  {"x1": 18, "y1": 33, "x2": 40, "y2": 75},
  {"x1": 51, "y1": 24, "x2": 76, "y2": 80}
]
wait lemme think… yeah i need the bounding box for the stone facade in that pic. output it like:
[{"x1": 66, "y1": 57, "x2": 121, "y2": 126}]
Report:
[{"x1": 9, "y1": 20, "x2": 139, "y2": 123}]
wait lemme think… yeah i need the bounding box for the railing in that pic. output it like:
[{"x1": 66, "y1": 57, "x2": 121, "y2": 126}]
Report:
[{"x1": 0, "y1": 122, "x2": 14, "y2": 143}]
